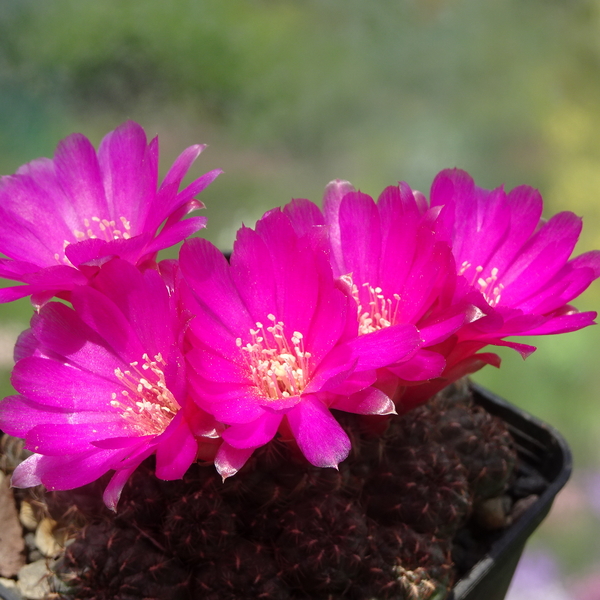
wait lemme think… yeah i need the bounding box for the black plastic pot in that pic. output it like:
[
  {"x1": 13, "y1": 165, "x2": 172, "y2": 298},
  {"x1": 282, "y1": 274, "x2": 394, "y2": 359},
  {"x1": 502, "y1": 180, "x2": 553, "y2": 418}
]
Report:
[{"x1": 447, "y1": 383, "x2": 572, "y2": 600}]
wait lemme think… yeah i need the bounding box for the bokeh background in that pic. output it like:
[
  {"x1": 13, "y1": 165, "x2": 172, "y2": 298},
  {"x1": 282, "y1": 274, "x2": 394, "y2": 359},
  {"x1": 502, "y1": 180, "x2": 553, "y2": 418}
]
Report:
[{"x1": 1, "y1": 1, "x2": 600, "y2": 595}]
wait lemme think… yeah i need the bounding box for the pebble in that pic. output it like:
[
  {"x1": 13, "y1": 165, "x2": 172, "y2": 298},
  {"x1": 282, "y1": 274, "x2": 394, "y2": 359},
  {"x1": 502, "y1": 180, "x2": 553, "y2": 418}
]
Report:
[
  {"x1": 19, "y1": 503, "x2": 38, "y2": 533},
  {"x1": 0, "y1": 577, "x2": 21, "y2": 600},
  {"x1": 34, "y1": 520, "x2": 61, "y2": 559},
  {"x1": 22, "y1": 535, "x2": 35, "y2": 554},
  {"x1": 474, "y1": 495, "x2": 513, "y2": 530},
  {"x1": 513, "y1": 470, "x2": 549, "y2": 497},
  {"x1": 17, "y1": 560, "x2": 51, "y2": 600},
  {"x1": 511, "y1": 494, "x2": 539, "y2": 522}
]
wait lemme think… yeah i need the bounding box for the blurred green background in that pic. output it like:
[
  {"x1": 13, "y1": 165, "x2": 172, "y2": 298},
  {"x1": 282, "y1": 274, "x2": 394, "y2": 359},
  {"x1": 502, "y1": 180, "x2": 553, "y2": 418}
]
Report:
[{"x1": 1, "y1": 0, "x2": 599, "y2": 586}]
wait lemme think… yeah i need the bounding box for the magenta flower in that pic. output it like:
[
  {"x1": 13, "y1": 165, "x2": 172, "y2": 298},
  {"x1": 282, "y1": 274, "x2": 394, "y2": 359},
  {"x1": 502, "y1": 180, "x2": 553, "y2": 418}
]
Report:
[
  {"x1": 180, "y1": 208, "x2": 424, "y2": 477},
  {"x1": 281, "y1": 182, "x2": 473, "y2": 411},
  {"x1": 401, "y1": 168, "x2": 600, "y2": 407},
  {"x1": 0, "y1": 121, "x2": 221, "y2": 305},
  {"x1": 430, "y1": 169, "x2": 600, "y2": 351},
  {"x1": 0, "y1": 259, "x2": 209, "y2": 510}
]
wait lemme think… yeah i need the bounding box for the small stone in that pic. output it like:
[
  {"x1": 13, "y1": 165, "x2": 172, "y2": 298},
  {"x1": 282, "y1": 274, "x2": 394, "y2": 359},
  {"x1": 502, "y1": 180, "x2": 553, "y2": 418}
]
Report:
[
  {"x1": 0, "y1": 577, "x2": 22, "y2": 600},
  {"x1": 0, "y1": 475, "x2": 26, "y2": 578},
  {"x1": 23, "y1": 534, "x2": 36, "y2": 554},
  {"x1": 474, "y1": 495, "x2": 512, "y2": 530},
  {"x1": 511, "y1": 494, "x2": 539, "y2": 522},
  {"x1": 27, "y1": 551, "x2": 42, "y2": 564},
  {"x1": 17, "y1": 559, "x2": 52, "y2": 600},
  {"x1": 34, "y1": 519, "x2": 61, "y2": 558},
  {"x1": 513, "y1": 472, "x2": 548, "y2": 497},
  {"x1": 0, "y1": 577, "x2": 18, "y2": 590},
  {"x1": 19, "y1": 502, "x2": 38, "y2": 532}
]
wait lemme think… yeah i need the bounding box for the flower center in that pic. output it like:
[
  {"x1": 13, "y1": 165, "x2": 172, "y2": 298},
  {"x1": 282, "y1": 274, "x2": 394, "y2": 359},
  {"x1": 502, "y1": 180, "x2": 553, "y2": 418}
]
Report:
[
  {"x1": 351, "y1": 280, "x2": 401, "y2": 335},
  {"x1": 110, "y1": 353, "x2": 180, "y2": 435},
  {"x1": 458, "y1": 261, "x2": 504, "y2": 307},
  {"x1": 74, "y1": 216, "x2": 132, "y2": 242},
  {"x1": 53, "y1": 216, "x2": 132, "y2": 265},
  {"x1": 236, "y1": 314, "x2": 311, "y2": 400}
]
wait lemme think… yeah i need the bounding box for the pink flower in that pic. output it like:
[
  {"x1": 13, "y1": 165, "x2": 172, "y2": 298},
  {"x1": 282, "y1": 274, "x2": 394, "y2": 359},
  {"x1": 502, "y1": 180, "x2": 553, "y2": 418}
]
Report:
[
  {"x1": 179, "y1": 208, "x2": 424, "y2": 477},
  {"x1": 283, "y1": 182, "x2": 473, "y2": 409},
  {"x1": 0, "y1": 259, "x2": 210, "y2": 510},
  {"x1": 431, "y1": 168, "x2": 600, "y2": 347},
  {"x1": 401, "y1": 168, "x2": 600, "y2": 406},
  {"x1": 0, "y1": 121, "x2": 221, "y2": 306}
]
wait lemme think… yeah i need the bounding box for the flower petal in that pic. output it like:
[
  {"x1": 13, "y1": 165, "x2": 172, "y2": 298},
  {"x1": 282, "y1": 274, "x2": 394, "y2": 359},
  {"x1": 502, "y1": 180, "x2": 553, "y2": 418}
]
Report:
[
  {"x1": 221, "y1": 412, "x2": 282, "y2": 449},
  {"x1": 331, "y1": 387, "x2": 396, "y2": 415},
  {"x1": 155, "y1": 415, "x2": 199, "y2": 480},
  {"x1": 215, "y1": 443, "x2": 255, "y2": 480},
  {"x1": 11, "y1": 357, "x2": 120, "y2": 410},
  {"x1": 286, "y1": 396, "x2": 350, "y2": 468}
]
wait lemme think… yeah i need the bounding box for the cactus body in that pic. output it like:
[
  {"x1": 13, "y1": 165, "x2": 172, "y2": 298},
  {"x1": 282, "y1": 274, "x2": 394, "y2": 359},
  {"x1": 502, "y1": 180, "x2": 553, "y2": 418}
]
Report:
[{"x1": 41, "y1": 381, "x2": 517, "y2": 600}]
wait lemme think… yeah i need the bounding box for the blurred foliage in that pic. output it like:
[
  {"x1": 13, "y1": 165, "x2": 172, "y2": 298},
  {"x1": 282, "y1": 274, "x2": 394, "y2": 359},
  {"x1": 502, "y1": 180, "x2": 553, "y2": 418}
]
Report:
[{"x1": 1, "y1": 0, "x2": 600, "y2": 578}]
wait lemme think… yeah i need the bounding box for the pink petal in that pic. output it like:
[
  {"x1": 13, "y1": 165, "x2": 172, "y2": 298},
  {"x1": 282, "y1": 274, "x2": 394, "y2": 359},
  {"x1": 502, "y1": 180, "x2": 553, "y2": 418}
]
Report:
[
  {"x1": 173, "y1": 168, "x2": 223, "y2": 208},
  {"x1": 0, "y1": 395, "x2": 113, "y2": 437},
  {"x1": 11, "y1": 357, "x2": 121, "y2": 410},
  {"x1": 70, "y1": 284, "x2": 145, "y2": 362},
  {"x1": 376, "y1": 184, "x2": 424, "y2": 290},
  {"x1": 387, "y1": 349, "x2": 446, "y2": 381},
  {"x1": 64, "y1": 238, "x2": 113, "y2": 267},
  {"x1": 338, "y1": 191, "x2": 382, "y2": 285},
  {"x1": 187, "y1": 370, "x2": 265, "y2": 424},
  {"x1": 491, "y1": 339, "x2": 537, "y2": 358},
  {"x1": 103, "y1": 457, "x2": 150, "y2": 512},
  {"x1": 160, "y1": 144, "x2": 206, "y2": 190},
  {"x1": 286, "y1": 396, "x2": 350, "y2": 468},
  {"x1": 143, "y1": 216, "x2": 207, "y2": 255},
  {"x1": 398, "y1": 351, "x2": 502, "y2": 412},
  {"x1": 10, "y1": 454, "x2": 44, "y2": 488},
  {"x1": 31, "y1": 301, "x2": 122, "y2": 375},
  {"x1": 500, "y1": 212, "x2": 582, "y2": 302},
  {"x1": 331, "y1": 387, "x2": 396, "y2": 415},
  {"x1": 0, "y1": 162, "x2": 75, "y2": 264},
  {"x1": 519, "y1": 310, "x2": 597, "y2": 335},
  {"x1": 180, "y1": 238, "x2": 254, "y2": 336},
  {"x1": 16, "y1": 447, "x2": 129, "y2": 491},
  {"x1": 97, "y1": 121, "x2": 153, "y2": 228},
  {"x1": 155, "y1": 416, "x2": 198, "y2": 480},
  {"x1": 283, "y1": 198, "x2": 326, "y2": 236},
  {"x1": 418, "y1": 310, "x2": 467, "y2": 346},
  {"x1": 486, "y1": 185, "x2": 543, "y2": 273},
  {"x1": 0, "y1": 285, "x2": 40, "y2": 303},
  {"x1": 305, "y1": 283, "x2": 352, "y2": 365},
  {"x1": 89, "y1": 260, "x2": 173, "y2": 356},
  {"x1": 322, "y1": 179, "x2": 356, "y2": 276},
  {"x1": 25, "y1": 422, "x2": 129, "y2": 455},
  {"x1": 215, "y1": 443, "x2": 255, "y2": 479},
  {"x1": 343, "y1": 323, "x2": 422, "y2": 370},
  {"x1": 0, "y1": 258, "x2": 45, "y2": 279},
  {"x1": 221, "y1": 412, "x2": 282, "y2": 449},
  {"x1": 53, "y1": 132, "x2": 108, "y2": 219},
  {"x1": 245, "y1": 210, "x2": 322, "y2": 335}
]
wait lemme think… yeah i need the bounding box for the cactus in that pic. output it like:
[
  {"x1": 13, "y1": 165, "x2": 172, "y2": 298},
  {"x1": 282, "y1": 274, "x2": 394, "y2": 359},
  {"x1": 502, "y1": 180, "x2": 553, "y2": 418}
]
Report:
[
  {"x1": 36, "y1": 381, "x2": 518, "y2": 600},
  {"x1": 415, "y1": 381, "x2": 518, "y2": 501}
]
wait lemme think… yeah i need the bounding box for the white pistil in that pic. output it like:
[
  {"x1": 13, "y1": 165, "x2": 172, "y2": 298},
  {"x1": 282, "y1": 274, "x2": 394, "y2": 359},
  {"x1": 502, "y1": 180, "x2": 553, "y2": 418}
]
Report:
[
  {"x1": 110, "y1": 353, "x2": 179, "y2": 435},
  {"x1": 237, "y1": 315, "x2": 311, "y2": 400}
]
